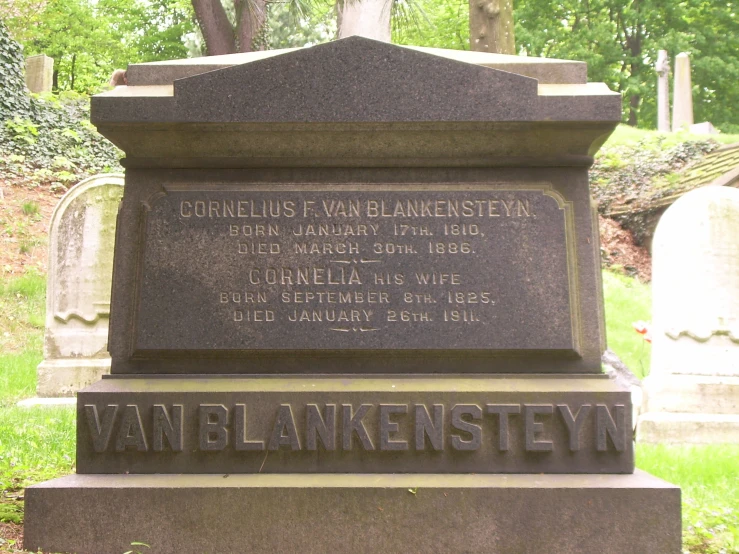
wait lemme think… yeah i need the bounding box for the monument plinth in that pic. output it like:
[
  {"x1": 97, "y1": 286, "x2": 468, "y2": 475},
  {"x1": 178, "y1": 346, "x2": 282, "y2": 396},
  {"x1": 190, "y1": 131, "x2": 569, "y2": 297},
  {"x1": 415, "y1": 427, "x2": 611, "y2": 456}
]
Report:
[{"x1": 25, "y1": 38, "x2": 680, "y2": 553}]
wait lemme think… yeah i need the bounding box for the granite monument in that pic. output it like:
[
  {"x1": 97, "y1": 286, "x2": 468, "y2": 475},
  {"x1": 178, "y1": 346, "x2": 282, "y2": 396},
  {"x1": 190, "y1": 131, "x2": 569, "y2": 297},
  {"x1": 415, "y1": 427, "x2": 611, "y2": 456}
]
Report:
[{"x1": 25, "y1": 37, "x2": 680, "y2": 553}]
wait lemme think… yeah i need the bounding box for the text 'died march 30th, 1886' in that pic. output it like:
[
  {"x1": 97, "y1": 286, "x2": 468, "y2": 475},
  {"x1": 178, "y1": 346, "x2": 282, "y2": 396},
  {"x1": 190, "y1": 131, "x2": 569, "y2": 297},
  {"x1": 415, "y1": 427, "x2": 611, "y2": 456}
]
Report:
[{"x1": 134, "y1": 185, "x2": 576, "y2": 353}]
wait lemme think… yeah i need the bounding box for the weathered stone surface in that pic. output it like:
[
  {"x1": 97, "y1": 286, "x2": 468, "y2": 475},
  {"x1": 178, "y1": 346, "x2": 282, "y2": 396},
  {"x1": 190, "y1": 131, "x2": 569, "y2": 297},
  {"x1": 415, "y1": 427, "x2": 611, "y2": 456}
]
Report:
[
  {"x1": 25, "y1": 38, "x2": 681, "y2": 552},
  {"x1": 134, "y1": 186, "x2": 575, "y2": 356},
  {"x1": 36, "y1": 174, "x2": 123, "y2": 397},
  {"x1": 655, "y1": 50, "x2": 670, "y2": 132},
  {"x1": 639, "y1": 186, "x2": 739, "y2": 443},
  {"x1": 76, "y1": 376, "x2": 633, "y2": 474},
  {"x1": 108, "y1": 168, "x2": 605, "y2": 375},
  {"x1": 672, "y1": 52, "x2": 694, "y2": 130},
  {"x1": 92, "y1": 37, "x2": 619, "y2": 166},
  {"x1": 125, "y1": 45, "x2": 588, "y2": 87},
  {"x1": 25, "y1": 54, "x2": 53, "y2": 94},
  {"x1": 25, "y1": 471, "x2": 681, "y2": 554}
]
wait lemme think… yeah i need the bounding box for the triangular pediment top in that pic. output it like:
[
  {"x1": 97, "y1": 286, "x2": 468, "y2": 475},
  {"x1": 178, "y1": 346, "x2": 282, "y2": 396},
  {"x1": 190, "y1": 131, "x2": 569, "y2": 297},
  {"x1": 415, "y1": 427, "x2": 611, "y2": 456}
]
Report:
[
  {"x1": 172, "y1": 36, "x2": 539, "y2": 123},
  {"x1": 125, "y1": 41, "x2": 587, "y2": 86}
]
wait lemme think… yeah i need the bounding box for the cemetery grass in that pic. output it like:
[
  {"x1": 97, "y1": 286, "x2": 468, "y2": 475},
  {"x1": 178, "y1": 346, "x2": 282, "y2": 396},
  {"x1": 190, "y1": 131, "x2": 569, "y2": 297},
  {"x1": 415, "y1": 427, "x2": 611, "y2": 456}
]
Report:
[
  {"x1": 0, "y1": 274, "x2": 74, "y2": 554},
  {"x1": 602, "y1": 270, "x2": 652, "y2": 378},
  {"x1": 0, "y1": 273, "x2": 738, "y2": 553}
]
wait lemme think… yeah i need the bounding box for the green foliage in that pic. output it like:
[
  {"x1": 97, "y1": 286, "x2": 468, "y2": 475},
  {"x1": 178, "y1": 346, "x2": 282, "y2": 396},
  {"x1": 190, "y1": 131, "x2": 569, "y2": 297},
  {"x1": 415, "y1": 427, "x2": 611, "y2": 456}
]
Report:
[
  {"x1": 591, "y1": 135, "x2": 718, "y2": 213},
  {"x1": 0, "y1": 93, "x2": 123, "y2": 174},
  {"x1": 3, "y1": 0, "x2": 195, "y2": 94},
  {"x1": 0, "y1": 19, "x2": 31, "y2": 121},
  {"x1": 638, "y1": 444, "x2": 739, "y2": 553},
  {"x1": 514, "y1": 0, "x2": 739, "y2": 131},
  {"x1": 0, "y1": 500, "x2": 23, "y2": 524},
  {"x1": 0, "y1": 406, "x2": 76, "y2": 490},
  {"x1": 268, "y1": 2, "x2": 336, "y2": 49},
  {"x1": 21, "y1": 201, "x2": 40, "y2": 218},
  {"x1": 602, "y1": 270, "x2": 652, "y2": 378},
  {"x1": 393, "y1": 0, "x2": 468, "y2": 50},
  {"x1": 0, "y1": 272, "x2": 45, "y2": 361}
]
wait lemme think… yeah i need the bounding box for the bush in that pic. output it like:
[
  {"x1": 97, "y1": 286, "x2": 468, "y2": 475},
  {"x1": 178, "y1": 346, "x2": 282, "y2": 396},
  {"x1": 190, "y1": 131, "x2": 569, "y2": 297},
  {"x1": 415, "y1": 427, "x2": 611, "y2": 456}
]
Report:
[
  {"x1": 0, "y1": 19, "x2": 122, "y2": 175},
  {"x1": 0, "y1": 19, "x2": 31, "y2": 121}
]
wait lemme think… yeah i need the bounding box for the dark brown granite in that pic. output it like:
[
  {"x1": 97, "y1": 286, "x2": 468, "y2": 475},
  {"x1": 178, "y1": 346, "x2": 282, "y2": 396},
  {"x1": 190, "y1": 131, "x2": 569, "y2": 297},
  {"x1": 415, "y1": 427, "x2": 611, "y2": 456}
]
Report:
[
  {"x1": 76, "y1": 376, "x2": 633, "y2": 474},
  {"x1": 24, "y1": 38, "x2": 681, "y2": 554},
  {"x1": 25, "y1": 472, "x2": 681, "y2": 554},
  {"x1": 134, "y1": 186, "x2": 574, "y2": 356},
  {"x1": 108, "y1": 167, "x2": 605, "y2": 375}
]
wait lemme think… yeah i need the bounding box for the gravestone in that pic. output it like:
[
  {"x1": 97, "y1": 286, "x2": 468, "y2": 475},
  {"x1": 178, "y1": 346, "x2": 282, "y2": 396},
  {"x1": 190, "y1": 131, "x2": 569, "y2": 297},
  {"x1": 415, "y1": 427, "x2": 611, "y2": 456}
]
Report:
[
  {"x1": 25, "y1": 54, "x2": 53, "y2": 93},
  {"x1": 25, "y1": 37, "x2": 680, "y2": 553},
  {"x1": 36, "y1": 175, "x2": 123, "y2": 397},
  {"x1": 655, "y1": 50, "x2": 670, "y2": 132},
  {"x1": 672, "y1": 52, "x2": 694, "y2": 130},
  {"x1": 639, "y1": 186, "x2": 739, "y2": 444}
]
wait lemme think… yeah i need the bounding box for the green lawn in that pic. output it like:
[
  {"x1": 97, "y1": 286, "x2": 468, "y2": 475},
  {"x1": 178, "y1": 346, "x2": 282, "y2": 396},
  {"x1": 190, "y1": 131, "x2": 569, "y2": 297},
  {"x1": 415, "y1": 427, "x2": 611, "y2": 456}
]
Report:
[
  {"x1": 602, "y1": 270, "x2": 652, "y2": 378},
  {"x1": 604, "y1": 124, "x2": 739, "y2": 148},
  {"x1": 1, "y1": 271, "x2": 738, "y2": 553}
]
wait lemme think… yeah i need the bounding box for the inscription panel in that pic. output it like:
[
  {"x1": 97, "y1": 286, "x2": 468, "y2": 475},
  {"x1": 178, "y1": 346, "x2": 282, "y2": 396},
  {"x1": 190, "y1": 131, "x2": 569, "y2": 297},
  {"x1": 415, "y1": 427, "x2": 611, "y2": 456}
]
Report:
[
  {"x1": 76, "y1": 379, "x2": 633, "y2": 474},
  {"x1": 134, "y1": 185, "x2": 576, "y2": 354}
]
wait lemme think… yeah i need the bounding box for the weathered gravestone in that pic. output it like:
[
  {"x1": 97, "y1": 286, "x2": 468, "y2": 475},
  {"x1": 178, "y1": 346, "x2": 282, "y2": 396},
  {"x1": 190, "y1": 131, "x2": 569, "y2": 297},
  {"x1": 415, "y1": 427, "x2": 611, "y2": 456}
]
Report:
[
  {"x1": 25, "y1": 54, "x2": 53, "y2": 94},
  {"x1": 25, "y1": 37, "x2": 680, "y2": 553},
  {"x1": 639, "y1": 186, "x2": 739, "y2": 444},
  {"x1": 36, "y1": 174, "x2": 123, "y2": 397}
]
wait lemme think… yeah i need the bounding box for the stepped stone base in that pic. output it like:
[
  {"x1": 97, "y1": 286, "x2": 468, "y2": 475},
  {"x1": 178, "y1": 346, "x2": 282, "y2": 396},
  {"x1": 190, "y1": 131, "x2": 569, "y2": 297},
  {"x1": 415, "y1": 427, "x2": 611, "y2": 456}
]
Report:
[
  {"x1": 25, "y1": 471, "x2": 680, "y2": 554},
  {"x1": 638, "y1": 412, "x2": 739, "y2": 444},
  {"x1": 36, "y1": 358, "x2": 110, "y2": 397}
]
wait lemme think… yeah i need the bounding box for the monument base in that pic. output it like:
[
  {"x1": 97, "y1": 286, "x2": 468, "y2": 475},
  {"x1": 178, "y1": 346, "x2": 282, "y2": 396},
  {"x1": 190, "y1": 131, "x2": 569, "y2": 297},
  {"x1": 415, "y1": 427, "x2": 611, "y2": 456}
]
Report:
[
  {"x1": 639, "y1": 375, "x2": 739, "y2": 443},
  {"x1": 25, "y1": 471, "x2": 680, "y2": 554},
  {"x1": 36, "y1": 357, "x2": 110, "y2": 397},
  {"x1": 638, "y1": 412, "x2": 739, "y2": 444}
]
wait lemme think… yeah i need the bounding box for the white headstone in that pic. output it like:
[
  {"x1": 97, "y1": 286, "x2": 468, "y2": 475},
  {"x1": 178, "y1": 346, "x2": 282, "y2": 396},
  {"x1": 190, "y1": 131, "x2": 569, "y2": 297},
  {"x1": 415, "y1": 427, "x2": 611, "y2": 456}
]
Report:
[
  {"x1": 655, "y1": 50, "x2": 670, "y2": 132},
  {"x1": 638, "y1": 186, "x2": 739, "y2": 443},
  {"x1": 25, "y1": 54, "x2": 54, "y2": 94},
  {"x1": 672, "y1": 52, "x2": 694, "y2": 131},
  {"x1": 689, "y1": 121, "x2": 718, "y2": 135},
  {"x1": 36, "y1": 174, "x2": 124, "y2": 397}
]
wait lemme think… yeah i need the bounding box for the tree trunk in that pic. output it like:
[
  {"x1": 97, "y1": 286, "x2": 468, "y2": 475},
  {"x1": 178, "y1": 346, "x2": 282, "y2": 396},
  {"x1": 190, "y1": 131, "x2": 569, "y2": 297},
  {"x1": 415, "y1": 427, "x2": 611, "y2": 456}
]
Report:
[
  {"x1": 235, "y1": 0, "x2": 268, "y2": 51},
  {"x1": 70, "y1": 53, "x2": 76, "y2": 91},
  {"x1": 191, "y1": 0, "x2": 236, "y2": 55},
  {"x1": 337, "y1": 0, "x2": 392, "y2": 42},
  {"x1": 628, "y1": 93, "x2": 640, "y2": 127},
  {"x1": 469, "y1": 0, "x2": 515, "y2": 54}
]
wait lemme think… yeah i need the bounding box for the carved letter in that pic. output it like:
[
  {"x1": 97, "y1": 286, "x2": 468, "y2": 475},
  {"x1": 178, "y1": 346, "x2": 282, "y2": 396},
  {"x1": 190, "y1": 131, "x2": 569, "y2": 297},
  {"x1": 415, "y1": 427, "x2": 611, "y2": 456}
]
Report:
[
  {"x1": 234, "y1": 404, "x2": 265, "y2": 451},
  {"x1": 558, "y1": 404, "x2": 592, "y2": 452},
  {"x1": 268, "y1": 404, "x2": 301, "y2": 451},
  {"x1": 380, "y1": 404, "x2": 408, "y2": 451},
  {"x1": 199, "y1": 404, "x2": 228, "y2": 451},
  {"x1": 415, "y1": 404, "x2": 444, "y2": 451},
  {"x1": 342, "y1": 404, "x2": 374, "y2": 450},
  {"x1": 152, "y1": 404, "x2": 183, "y2": 452},
  {"x1": 115, "y1": 405, "x2": 148, "y2": 452},
  {"x1": 596, "y1": 404, "x2": 627, "y2": 452},
  {"x1": 306, "y1": 404, "x2": 336, "y2": 451},
  {"x1": 524, "y1": 404, "x2": 553, "y2": 452},
  {"x1": 451, "y1": 404, "x2": 482, "y2": 451},
  {"x1": 84, "y1": 404, "x2": 118, "y2": 453},
  {"x1": 486, "y1": 404, "x2": 520, "y2": 451}
]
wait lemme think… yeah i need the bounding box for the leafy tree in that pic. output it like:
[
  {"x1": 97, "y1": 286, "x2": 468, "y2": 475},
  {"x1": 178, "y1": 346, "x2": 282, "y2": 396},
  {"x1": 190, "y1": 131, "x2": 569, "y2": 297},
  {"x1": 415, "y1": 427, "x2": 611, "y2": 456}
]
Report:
[
  {"x1": 514, "y1": 0, "x2": 739, "y2": 131},
  {"x1": 393, "y1": 0, "x2": 468, "y2": 50},
  {"x1": 3, "y1": 0, "x2": 195, "y2": 93},
  {"x1": 269, "y1": 2, "x2": 335, "y2": 49}
]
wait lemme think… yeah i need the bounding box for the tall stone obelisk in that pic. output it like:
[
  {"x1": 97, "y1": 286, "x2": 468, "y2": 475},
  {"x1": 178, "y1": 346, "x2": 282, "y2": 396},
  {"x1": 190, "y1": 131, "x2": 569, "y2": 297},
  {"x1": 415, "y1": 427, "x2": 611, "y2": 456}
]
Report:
[
  {"x1": 672, "y1": 52, "x2": 694, "y2": 130},
  {"x1": 655, "y1": 50, "x2": 670, "y2": 132}
]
